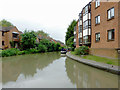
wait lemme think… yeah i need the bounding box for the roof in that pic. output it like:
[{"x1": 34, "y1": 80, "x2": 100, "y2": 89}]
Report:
[{"x1": 0, "y1": 26, "x2": 14, "y2": 32}]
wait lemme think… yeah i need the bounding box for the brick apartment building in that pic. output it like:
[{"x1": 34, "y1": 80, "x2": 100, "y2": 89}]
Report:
[
  {"x1": 0, "y1": 26, "x2": 22, "y2": 50},
  {"x1": 74, "y1": 0, "x2": 120, "y2": 59},
  {"x1": 74, "y1": 20, "x2": 79, "y2": 48}
]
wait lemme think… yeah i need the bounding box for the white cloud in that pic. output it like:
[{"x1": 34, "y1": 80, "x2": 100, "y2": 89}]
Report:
[{"x1": 0, "y1": 0, "x2": 91, "y2": 43}]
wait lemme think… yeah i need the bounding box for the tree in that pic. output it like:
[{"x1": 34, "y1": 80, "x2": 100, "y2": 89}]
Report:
[
  {"x1": 67, "y1": 36, "x2": 74, "y2": 47},
  {"x1": 21, "y1": 30, "x2": 37, "y2": 50},
  {"x1": 36, "y1": 30, "x2": 49, "y2": 37},
  {"x1": 0, "y1": 19, "x2": 14, "y2": 27},
  {"x1": 65, "y1": 20, "x2": 77, "y2": 46}
]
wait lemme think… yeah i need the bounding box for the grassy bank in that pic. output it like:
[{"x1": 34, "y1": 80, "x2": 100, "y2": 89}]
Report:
[{"x1": 71, "y1": 51, "x2": 119, "y2": 66}]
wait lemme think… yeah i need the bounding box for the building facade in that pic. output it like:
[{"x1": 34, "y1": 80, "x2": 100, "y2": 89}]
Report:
[
  {"x1": 0, "y1": 26, "x2": 21, "y2": 50},
  {"x1": 74, "y1": 20, "x2": 79, "y2": 48},
  {"x1": 74, "y1": 0, "x2": 120, "y2": 59},
  {"x1": 90, "y1": 0, "x2": 120, "y2": 58}
]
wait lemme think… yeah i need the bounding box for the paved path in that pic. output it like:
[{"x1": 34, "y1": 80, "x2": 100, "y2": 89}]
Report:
[{"x1": 66, "y1": 52, "x2": 120, "y2": 75}]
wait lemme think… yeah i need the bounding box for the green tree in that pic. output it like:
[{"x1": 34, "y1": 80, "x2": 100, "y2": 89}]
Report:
[
  {"x1": 21, "y1": 30, "x2": 37, "y2": 50},
  {"x1": 65, "y1": 20, "x2": 77, "y2": 46},
  {"x1": 36, "y1": 30, "x2": 49, "y2": 37},
  {"x1": 67, "y1": 36, "x2": 74, "y2": 48},
  {"x1": 0, "y1": 19, "x2": 14, "y2": 27}
]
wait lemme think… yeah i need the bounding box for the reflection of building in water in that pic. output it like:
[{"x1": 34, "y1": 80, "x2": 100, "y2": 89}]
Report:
[
  {"x1": 2, "y1": 52, "x2": 60, "y2": 84},
  {"x1": 65, "y1": 58, "x2": 118, "y2": 88}
]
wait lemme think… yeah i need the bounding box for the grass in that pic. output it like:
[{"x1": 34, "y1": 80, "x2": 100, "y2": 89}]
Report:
[{"x1": 71, "y1": 51, "x2": 119, "y2": 66}]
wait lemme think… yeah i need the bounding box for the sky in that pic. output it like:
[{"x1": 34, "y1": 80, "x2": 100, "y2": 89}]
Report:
[{"x1": 0, "y1": 0, "x2": 91, "y2": 43}]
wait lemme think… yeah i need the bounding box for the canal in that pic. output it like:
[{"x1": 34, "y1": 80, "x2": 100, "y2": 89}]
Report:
[{"x1": 1, "y1": 52, "x2": 118, "y2": 88}]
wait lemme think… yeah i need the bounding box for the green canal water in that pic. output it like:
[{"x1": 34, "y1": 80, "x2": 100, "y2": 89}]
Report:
[{"x1": 1, "y1": 52, "x2": 119, "y2": 88}]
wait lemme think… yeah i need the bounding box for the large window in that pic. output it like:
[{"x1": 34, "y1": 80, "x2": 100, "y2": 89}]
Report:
[
  {"x1": 108, "y1": 7, "x2": 114, "y2": 20},
  {"x1": 95, "y1": 0, "x2": 100, "y2": 8},
  {"x1": 108, "y1": 29, "x2": 115, "y2": 41},
  {"x1": 95, "y1": 33, "x2": 100, "y2": 42},
  {"x1": 95, "y1": 15, "x2": 100, "y2": 25}
]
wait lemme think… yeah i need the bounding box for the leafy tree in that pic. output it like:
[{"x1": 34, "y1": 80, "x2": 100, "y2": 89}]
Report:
[
  {"x1": 36, "y1": 30, "x2": 49, "y2": 37},
  {"x1": 55, "y1": 43, "x2": 61, "y2": 51},
  {"x1": 21, "y1": 30, "x2": 37, "y2": 50},
  {"x1": 0, "y1": 19, "x2": 14, "y2": 27},
  {"x1": 38, "y1": 44, "x2": 47, "y2": 52},
  {"x1": 67, "y1": 36, "x2": 74, "y2": 47},
  {"x1": 65, "y1": 20, "x2": 77, "y2": 46}
]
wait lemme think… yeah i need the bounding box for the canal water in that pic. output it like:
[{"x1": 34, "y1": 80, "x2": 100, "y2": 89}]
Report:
[{"x1": 1, "y1": 52, "x2": 119, "y2": 88}]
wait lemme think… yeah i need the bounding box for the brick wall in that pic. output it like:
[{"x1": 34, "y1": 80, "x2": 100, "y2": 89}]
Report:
[
  {"x1": 118, "y1": 1, "x2": 120, "y2": 48},
  {"x1": 2, "y1": 27, "x2": 20, "y2": 49},
  {"x1": 76, "y1": 21, "x2": 79, "y2": 48},
  {"x1": 91, "y1": 1, "x2": 119, "y2": 49},
  {"x1": 0, "y1": 31, "x2": 2, "y2": 49},
  {"x1": 90, "y1": 0, "x2": 119, "y2": 58}
]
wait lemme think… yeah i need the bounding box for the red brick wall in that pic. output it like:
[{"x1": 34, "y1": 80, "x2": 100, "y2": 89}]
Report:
[
  {"x1": 91, "y1": 1, "x2": 119, "y2": 49},
  {"x1": 2, "y1": 27, "x2": 20, "y2": 49},
  {"x1": 0, "y1": 31, "x2": 2, "y2": 49},
  {"x1": 118, "y1": 1, "x2": 120, "y2": 48},
  {"x1": 76, "y1": 21, "x2": 79, "y2": 48}
]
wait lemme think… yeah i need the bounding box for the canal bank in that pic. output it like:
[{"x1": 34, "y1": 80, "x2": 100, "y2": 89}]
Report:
[{"x1": 66, "y1": 52, "x2": 120, "y2": 75}]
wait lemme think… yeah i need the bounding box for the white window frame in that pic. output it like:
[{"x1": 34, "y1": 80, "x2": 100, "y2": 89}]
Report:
[
  {"x1": 95, "y1": 15, "x2": 100, "y2": 25},
  {"x1": 108, "y1": 7, "x2": 114, "y2": 20},
  {"x1": 95, "y1": 0, "x2": 100, "y2": 8}
]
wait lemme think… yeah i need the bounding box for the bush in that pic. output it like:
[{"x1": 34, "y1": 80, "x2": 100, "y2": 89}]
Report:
[
  {"x1": 38, "y1": 44, "x2": 47, "y2": 52},
  {"x1": 1, "y1": 48, "x2": 20, "y2": 57},
  {"x1": 75, "y1": 46, "x2": 89, "y2": 55},
  {"x1": 17, "y1": 51, "x2": 25, "y2": 55},
  {"x1": 27, "y1": 48, "x2": 39, "y2": 54}
]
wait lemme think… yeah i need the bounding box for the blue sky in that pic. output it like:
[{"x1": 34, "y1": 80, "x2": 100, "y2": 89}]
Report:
[{"x1": 0, "y1": 0, "x2": 91, "y2": 43}]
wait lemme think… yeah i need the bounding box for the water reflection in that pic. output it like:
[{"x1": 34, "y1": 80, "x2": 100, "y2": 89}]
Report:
[
  {"x1": 2, "y1": 52, "x2": 119, "y2": 88},
  {"x1": 65, "y1": 58, "x2": 118, "y2": 88},
  {"x1": 2, "y1": 52, "x2": 60, "y2": 84}
]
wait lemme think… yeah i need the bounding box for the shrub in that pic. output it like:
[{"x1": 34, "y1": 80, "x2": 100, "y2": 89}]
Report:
[
  {"x1": 1, "y1": 48, "x2": 20, "y2": 57},
  {"x1": 38, "y1": 44, "x2": 47, "y2": 52},
  {"x1": 27, "y1": 48, "x2": 39, "y2": 54},
  {"x1": 75, "y1": 46, "x2": 89, "y2": 55},
  {"x1": 17, "y1": 51, "x2": 25, "y2": 55}
]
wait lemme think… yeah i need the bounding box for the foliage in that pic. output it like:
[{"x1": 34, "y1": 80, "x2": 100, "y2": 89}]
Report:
[
  {"x1": 38, "y1": 44, "x2": 47, "y2": 53},
  {"x1": 74, "y1": 46, "x2": 89, "y2": 55},
  {"x1": 55, "y1": 43, "x2": 61, "y2": 51},
  {"x1": 65, "y1": 20, "x2": 77, "y2": 45},
  {"x1": 1, "y1": 48, "x2": 19, "y2": 57},
  {"x1": 17, "y1": 51, "x2": 25, "y2": 55},
  {"x1": 36, "y1": 30, "x2": 49, "y2": 37},
  {"x1": 10, "y1": 41, "x2": 15, "y2": 48},
  {"x1": 39, "y1": 39, "x2": 61, "y2": 52},
  {"x1": 0, "y1": 19, "x2": 14, "y2": 27},
  {"x1": 21, "y1": 30, "x2": 37, "y2": 50},
  {"x1": 66, "y1": 36, "x2": 75, "y2": 50}
]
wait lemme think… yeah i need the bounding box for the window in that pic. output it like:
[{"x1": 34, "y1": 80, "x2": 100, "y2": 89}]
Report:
[
  {"x1": 79, "y1": 25, "x2": 82, "y2": 33},
  {"x1": 95, "y1": 0, "x2": 100, "y2": 8},
  {"x1": 2, "y1": 41, "x2": 4, "y2": 46},
  {"x1": 13, "y1": 34, "x2": 18, "y2": 38},
  {"x1": 95, "y1": 33, "x2": 100, "y2": 42},
  {"x1": 2, "y1": 32, "x2": 4, "y2": 36},
  {"x1": 83, "y1": 20, "x2": 88, "y2": 30},
  {"x1": 95, "y1": 15, "x2": 100, "y2": 25},
  {"x1": 108, "y1": 7, "x2": 114, "y2": 20},
  {"x1": 108, "y1": 29, "x2": 114, "y2": 41},
  {"x1": 79, "y1": 38, "x2": 82, "y2": 43}
]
